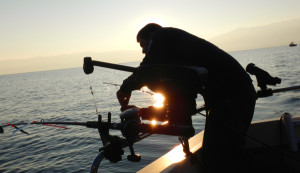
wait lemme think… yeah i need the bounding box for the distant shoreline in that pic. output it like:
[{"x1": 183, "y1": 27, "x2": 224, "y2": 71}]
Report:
[{"x1": 1, "y1": 45, "x2": 297, "y2": 76}]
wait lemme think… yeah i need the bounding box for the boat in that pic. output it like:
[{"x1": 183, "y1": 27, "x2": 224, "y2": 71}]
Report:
[
  {"x1": 289, "y1": 42, "x2": 297, "y2": 47},
  {"x1": 138, "y1": 113, "x2": 300, "y2": 172}
]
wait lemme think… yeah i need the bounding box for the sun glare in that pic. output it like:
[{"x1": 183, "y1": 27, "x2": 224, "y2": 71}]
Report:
[
  {"x1": 139, "y1": 86, "x2": 165, "y2": 108},
  {"x1": 153, "y1": 93, "x2": 165, "y2": 108},
  {"x1": 151, "y1": 120, "x2": 157, "y2": 125}
]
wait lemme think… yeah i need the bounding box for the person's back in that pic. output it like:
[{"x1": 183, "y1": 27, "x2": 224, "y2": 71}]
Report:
[{"x1": 142, "y1": 27, "x2": 256, "y2": 106}]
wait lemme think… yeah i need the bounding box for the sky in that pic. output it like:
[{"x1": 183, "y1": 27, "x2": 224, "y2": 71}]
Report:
[{"x1": 0, "y1": 0, "x2": 300, "y2": 74}]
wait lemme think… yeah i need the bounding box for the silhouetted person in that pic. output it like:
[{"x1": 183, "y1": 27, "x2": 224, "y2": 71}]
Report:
[{"x1": 117, "y1": 23, "x2": 256, "y2": 172}]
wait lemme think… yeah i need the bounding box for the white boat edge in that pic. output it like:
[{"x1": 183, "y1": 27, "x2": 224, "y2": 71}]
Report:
[{"x1": 138, "y1": 113, "x2": 300, "y2": 173}]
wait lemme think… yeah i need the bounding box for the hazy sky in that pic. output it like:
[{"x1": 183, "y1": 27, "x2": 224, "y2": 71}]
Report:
[{"x1": 1, "y1": 0, "x2": 300, "y2": 62}]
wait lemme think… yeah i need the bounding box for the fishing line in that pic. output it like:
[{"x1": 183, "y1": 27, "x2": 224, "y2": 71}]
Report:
[{"x1": 87, "y1": 75, "x2": 100, "y2": 116}]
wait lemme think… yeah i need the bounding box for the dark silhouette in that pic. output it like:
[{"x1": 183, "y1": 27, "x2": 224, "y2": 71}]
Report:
[{"x1": 117, "y1": 23, "x2": 257, "y2": 172}]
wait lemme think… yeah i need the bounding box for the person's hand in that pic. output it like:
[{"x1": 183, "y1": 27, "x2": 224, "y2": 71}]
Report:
[{"x1": 116, "y1": 90, "x2": 131, "y2": 111}]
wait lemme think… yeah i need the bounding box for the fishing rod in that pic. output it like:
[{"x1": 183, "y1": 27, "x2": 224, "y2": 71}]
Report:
[
  {"x1": 1, "y1": 120, "x2": 71, "y2": 135},
  {"x1": 1, "y1": 107, "x2": 195, "y2": 173},
  {"x1": 273, "y1": 85, "x2": 300, "y2": 92},
  {"x1": 256, "y1": 85, "x2": 300, "y2": 98},
  {"x1": 0, "y1": 117, "x2": 194, "y2": 137}
]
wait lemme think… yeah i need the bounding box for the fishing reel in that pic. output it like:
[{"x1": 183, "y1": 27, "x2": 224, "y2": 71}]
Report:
[
  {"x1": 246, "y1": 63, "x2": 281, "y2": 97},
  {"x1": 120, "y1": 105, "x2": 168, "y2": 137},
  {"x1": 120, "y1": 105, "x2": 169, "y2": 162},
  {"x1": 120, "y1": 107, "x2": 141, "y2": 142},
  {"x1": 100, "y1": 105, "x2": 169, "y2": 163}
]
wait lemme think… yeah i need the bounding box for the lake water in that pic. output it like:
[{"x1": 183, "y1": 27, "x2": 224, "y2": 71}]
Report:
[{"x1": 0, "y1": 46, "x2": 299, "y2": 172}]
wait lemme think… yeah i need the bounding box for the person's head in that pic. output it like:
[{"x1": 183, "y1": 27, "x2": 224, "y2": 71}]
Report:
[{"x1": 137, "y1": 23, "x2": 162, "y2": 54}]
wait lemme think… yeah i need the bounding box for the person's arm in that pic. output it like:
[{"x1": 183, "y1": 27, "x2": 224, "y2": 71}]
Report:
[
  {"x1": 117, "y1": 29, "x2": 169, "y2": 110},
  {"x1": 116, "y1": 72, "x2": 139, "y2": 111}
]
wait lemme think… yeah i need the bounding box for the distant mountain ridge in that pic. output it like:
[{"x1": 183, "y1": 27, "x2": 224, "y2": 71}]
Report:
[
  {"x1": 209, "y1": 18, "x2": 300, "y2": 51},
  {"x1": 0, "y1": 50, "x2": 141, "y2": 75}
]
